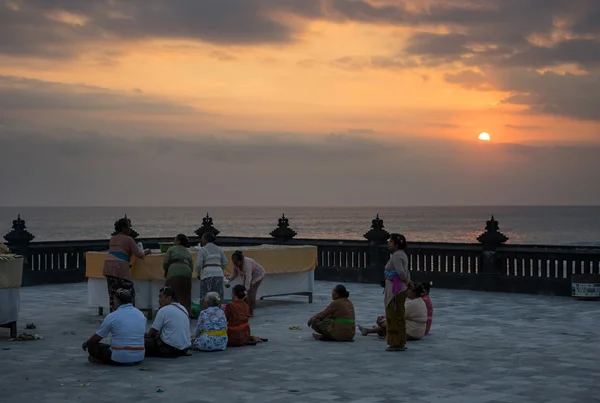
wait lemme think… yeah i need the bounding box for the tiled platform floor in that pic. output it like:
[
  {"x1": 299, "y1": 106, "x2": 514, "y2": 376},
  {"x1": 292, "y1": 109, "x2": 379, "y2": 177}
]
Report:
[{"x1": 1, "y1": 281, "x2": 599, "y2": 402}]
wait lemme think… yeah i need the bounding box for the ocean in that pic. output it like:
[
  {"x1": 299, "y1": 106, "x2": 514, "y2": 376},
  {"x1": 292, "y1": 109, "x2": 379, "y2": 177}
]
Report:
[{"x1": 0, "y1": 206, "x2": 599, "y2": 246}]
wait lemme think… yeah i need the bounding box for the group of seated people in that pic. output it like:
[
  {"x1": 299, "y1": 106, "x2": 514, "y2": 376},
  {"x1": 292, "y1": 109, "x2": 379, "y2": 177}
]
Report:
[
  {"x1": 83, "y1": 279, "x2": 432, "y2": 365},
  {"x1": 83, "y1": 284, "x2": 265, "y2": 365},
  {"x1": 308, "y1": 282, "x2": 433, "y2": 343}
]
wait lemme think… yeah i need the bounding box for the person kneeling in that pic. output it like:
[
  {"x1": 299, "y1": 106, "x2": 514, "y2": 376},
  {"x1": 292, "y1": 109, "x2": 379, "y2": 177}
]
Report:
[
  {"x1": 145, "y1": 287, "x2": 191, "y2": 357},
  {"x1": 308, "y1": 284, "x2": 355, "y2": 342},
  {"x1": 192, "y1": 292, "x2": 228, "y2": 352},
  {"x1": 82, "y1": 289, "x2": 146, "y2": 365},
  {"x1": 225, "y1": 285, "x2": 267, "y2": 347}
]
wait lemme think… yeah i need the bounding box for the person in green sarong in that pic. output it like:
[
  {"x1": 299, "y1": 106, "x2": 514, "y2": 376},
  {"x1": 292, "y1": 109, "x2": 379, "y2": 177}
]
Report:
[
  {"x1": 307, "y1": 284, "x2": 355, "y2": 342},
  {"x1": 163, "y1": 234, "x2": 193, "y2": 316}
]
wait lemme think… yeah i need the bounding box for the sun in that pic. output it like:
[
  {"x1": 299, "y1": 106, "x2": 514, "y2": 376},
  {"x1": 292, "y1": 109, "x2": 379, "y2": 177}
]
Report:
[{"x1": 478, "y1": 132, "x2": 491, "y2": 141}]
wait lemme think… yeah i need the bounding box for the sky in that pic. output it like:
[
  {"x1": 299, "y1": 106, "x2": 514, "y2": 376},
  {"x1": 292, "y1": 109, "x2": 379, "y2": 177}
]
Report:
[{"x1": 0, "y1": 0, "x2": 599, "y2": 207}]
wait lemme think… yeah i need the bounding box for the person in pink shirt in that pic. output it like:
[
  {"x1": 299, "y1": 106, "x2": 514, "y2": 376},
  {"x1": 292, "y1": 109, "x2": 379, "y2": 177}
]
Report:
[
  {"x1": 103, "y1": 218, "x2": 150, "y2": 312},
  {"x1": 227, "y1": 250, "x2": 265, "y2": 316}
]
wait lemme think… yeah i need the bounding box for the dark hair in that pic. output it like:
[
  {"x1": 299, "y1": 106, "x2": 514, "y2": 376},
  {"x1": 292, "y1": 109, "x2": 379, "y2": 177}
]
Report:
[
  {"x1": 175, "y1": 233, "x2": 189, "y2": 247},
  {"x1": 114, "y1": 218, "x2": 130, "y2": 234},
  {"x1": 389, "y1": 233, "x2": 407, "y2": 250},
  {"x1": 202, "y1": 232, "x2": 216, "y2": 243},
  {"x1": 232, "y1": 250, "x2": 244, "y2": 262},
  {"x1": 414, "y1": 281, "x2": 432, "y2": 296},
  {"x1": 115, "y1": 289, "x2": 133, "y2": 305},
  {"x1": 160, "y1": 286, "x2": 178, "y2": 302},
  {"x1": 232, "y1": 284, "x2": 247, "y2": 300},
  {"x1": 333, "y1": 284, "x2": 350, "y2": 298}
]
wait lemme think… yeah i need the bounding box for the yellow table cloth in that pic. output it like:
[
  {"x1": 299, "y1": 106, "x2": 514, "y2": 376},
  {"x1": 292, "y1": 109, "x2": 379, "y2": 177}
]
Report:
[
  {"x1": 0, "y1": 257, "x2": 24, "y2": 288},
  {"x1": 86, "y1": 245, "x2": 317, "y2": 281}
]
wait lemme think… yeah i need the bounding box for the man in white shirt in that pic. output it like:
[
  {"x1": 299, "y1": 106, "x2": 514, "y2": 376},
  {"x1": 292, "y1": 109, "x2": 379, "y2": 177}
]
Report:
[
  {"x1": 82, "y1": 289, "x2": 146, "y2": 365},
  {"x1": 144, "y1": 287, "x2": 191, "y2": 357}
]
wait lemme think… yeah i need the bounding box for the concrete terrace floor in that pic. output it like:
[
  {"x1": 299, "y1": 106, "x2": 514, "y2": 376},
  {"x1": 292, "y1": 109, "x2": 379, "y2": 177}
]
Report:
[{"x1": 1, "y1": 282, "x2": 600, "y2": 403}]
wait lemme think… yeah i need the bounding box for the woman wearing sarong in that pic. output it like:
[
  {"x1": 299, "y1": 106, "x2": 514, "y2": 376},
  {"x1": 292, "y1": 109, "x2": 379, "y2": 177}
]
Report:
[
  {"x1": 224, "y1": 285, "x2": 267, "y2": 347},
  {"x1": 308, "y1": 284, "x2": 355, "y2": 342},
  {"x1": 164, "y1": 234, "x2": 194, "y2": 315},
  {"x1": 359, "y1": 282, "x2": 432, "y2": 340},
  {"x1": 103, "y1": 218, "x2": 149, "y2": 312},
  {"x1": 228, "y1": 250, "x2": 265, "y2": 316},
  {"x1": 196, "y1": 232, "x2": 228, "y2": 308},
  {"x1": 383, "y1": 233, "x2": 412, "y2": 351},
  {"x1": 192, "y1": 292, "x2": 227, "y2": 352}
]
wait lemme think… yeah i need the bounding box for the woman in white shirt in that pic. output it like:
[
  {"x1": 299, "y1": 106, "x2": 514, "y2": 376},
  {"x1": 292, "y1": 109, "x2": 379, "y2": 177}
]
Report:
[
  {"x1": 358, "y1": 282, "x2": 432, "y2": 341},
  {"x1": 195, "y1": 232, "x2": 228, "y2": 306}
]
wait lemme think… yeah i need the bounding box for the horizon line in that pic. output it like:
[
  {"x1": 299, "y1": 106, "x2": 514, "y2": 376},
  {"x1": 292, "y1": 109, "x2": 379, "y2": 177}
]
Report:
[{"x1": 1, "y1": 204, "x2": 600, "y2": 209}]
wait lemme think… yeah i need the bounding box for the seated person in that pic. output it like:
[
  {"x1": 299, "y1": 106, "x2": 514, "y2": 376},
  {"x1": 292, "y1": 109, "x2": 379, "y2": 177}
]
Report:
[
  {"x1": 192, "y1": 292, "x2": 227, "y2": 352},
  {"x1": 224, "y1": 285, "x2": 267, "y2": 347},
  {"x1": 359, "y1": 282, "x2": 433, "y2": 340},
  {"x1": 308, "y1": 284, "x2": 355, "y2": 342},
  {"x1": 82, "y1": 289, "x2": 146, "y2": 365},
  {"x1": 144, "y1": 287, "x2": 191, "y2": 357},
  {"x1": 421, "y1": 282, "x2": 434, "y2": 336}
]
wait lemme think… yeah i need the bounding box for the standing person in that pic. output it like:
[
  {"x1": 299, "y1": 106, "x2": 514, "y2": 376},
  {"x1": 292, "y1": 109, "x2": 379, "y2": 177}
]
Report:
[
  {"x1": 103, "y1": 218, "x2": 150, "y2": 312},
  {"x1": 196, "y1": 232, "x2": 228, "y2": 306},
  {"x1": 163, "y1": 234, "x2": 194, "y2": 315},
  {"x1": 307, "y1": 284, "x2": 355, "y2": 342},
  {"x1": 383, "y1": 233, "x2": 412, "y2": 352},
  {"x1": 144, "y1": 287, "x2": 191, "y2": 358},
  {"x1": 82, "y1": 289, "x2": 146, "y2": 365},
  {"x1": 228, "y1": 250, "x2": 265, "y2": 316}
]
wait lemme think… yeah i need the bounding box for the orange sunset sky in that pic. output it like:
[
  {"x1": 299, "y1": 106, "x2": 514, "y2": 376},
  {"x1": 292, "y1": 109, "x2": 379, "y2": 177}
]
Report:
[{"x1": 1, "y1": 0, "x2": 599, "y2": 206}]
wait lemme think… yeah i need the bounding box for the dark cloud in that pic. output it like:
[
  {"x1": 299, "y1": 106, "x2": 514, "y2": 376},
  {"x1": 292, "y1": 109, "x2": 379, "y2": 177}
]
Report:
[
  {"x1": 396, "y1": 1, "x2": 600, "y2": 122},
  {"x1": 1, "y1": 122, "x2": 599, "y2": 207},
  {"x1": 0, "y1": 0, "x2": 413, "y2": 58},
  {"x1": 446, "y1": 69, "x2": 600, "y2": 122},
  {"x1": 443, "y1": 70, "x2": 493, "y2": 91},
  {"x1": 0, "y1": 75, "x2": 197, "y2": 115},
  {"x1": 0, "y1": 73, "x2": 598, "y2": 207}
]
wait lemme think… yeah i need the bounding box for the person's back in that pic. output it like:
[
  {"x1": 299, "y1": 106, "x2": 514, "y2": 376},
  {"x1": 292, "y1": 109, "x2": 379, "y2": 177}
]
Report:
[
  {"x1": 327, "y1": 298, "x2": 356, "y2": 341},
  {"x1": 405, "y1": 297, "x2": 427, "y2": 340},
  {"x1": 154, "y1": 303, "x2": 191, "y2": 351},
  {"x1": 197, "y1": 242, "x2": 226, "y2": 279},
  {"x1": 225, "y1": 300, "x2": 251, "y2": 346},
  {"x1": 104, "y1": 304, "x2": 146, "y2": 364},
  {"x1": 165, "y1": 245, "x2": 193, "y2": 279}
]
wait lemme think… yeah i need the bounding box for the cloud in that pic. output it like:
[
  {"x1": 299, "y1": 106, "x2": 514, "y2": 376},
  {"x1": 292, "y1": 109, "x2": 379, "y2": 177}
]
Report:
[
  {"x1": 444, "y1": 70, "x2": 493, "y2": 91},
  {"x1": 380, "y1": 1, "x2": 600, "y2": 122},
  {"x1": 445, "y1": 69, "x2": 600, "y2": 122},
  {"x1": 1, "y1": 116, "x2": 600, "y2": 207},
  {"x1": 331, "y1": 55, "x2": 408, "y2": 71},
  {"x1": 210, "y1": 50, "x2": 238, "y2": 61},
  {"x1": 0, "y1": 75, "x2": 198, "y2": 115},
  {"x1": 0, "y1": 0, "x2": 414, "y2": 59}
]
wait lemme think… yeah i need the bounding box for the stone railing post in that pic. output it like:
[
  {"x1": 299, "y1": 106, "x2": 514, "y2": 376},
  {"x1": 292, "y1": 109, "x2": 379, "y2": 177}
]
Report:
[
  {"x1": 111, "y1": 214, "x2": 139, "y2": 239},
  {"x1": 476, "y1": 215, "x2": 509, "y2": 291},
  {"x1": 4, "y1": 214, "x2": 35, "y2": 285},
  {"x1": 363, "y1": 214, "x2": 390, "y2": 281},
  {"x1": 270, "y1": 214, "x2": 297, "y2": 244},
  {"x1": 195, "y1": 213, "x2": 220, "y2": 239}
]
